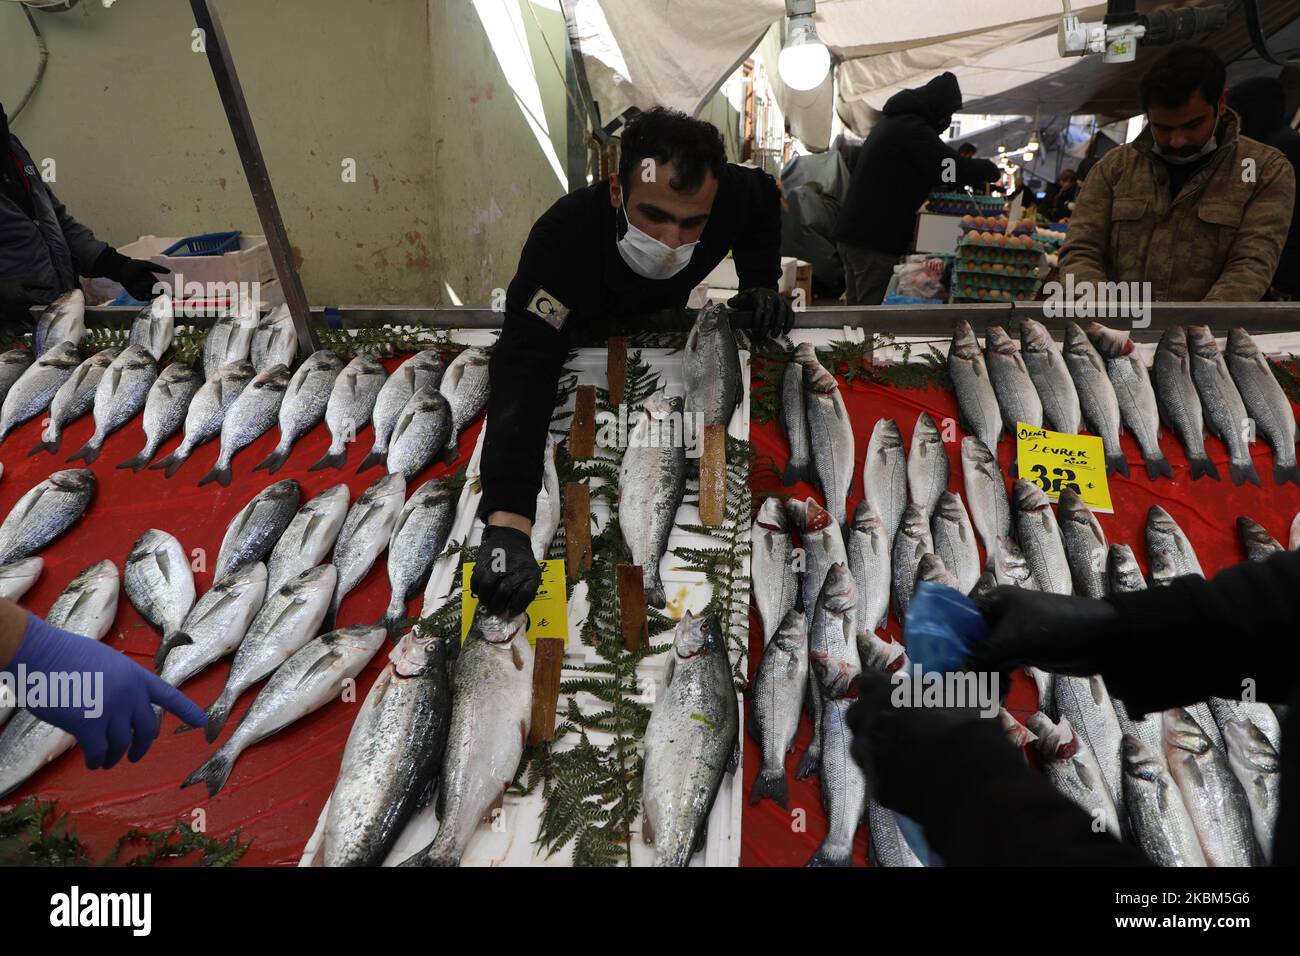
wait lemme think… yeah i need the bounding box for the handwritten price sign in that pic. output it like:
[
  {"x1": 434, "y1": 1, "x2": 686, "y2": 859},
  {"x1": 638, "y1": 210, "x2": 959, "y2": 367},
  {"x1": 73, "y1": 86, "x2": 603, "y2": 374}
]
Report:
[{"x1": 1015, "y1": 424, "x2": 1113, "y2": 513}]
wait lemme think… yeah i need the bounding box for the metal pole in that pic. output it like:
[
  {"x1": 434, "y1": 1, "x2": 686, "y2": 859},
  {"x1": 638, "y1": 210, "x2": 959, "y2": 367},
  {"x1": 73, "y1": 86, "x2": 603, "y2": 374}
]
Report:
[{"x1": 189, "y1": 0, "x2": 314, "y2": 359}]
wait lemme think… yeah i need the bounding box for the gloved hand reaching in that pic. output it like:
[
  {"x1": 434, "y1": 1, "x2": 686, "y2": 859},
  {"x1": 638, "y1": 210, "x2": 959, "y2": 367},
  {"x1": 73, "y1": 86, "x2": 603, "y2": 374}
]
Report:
[
  {"x1": 470, "y1": 524, "x2": 542, "y2": 615},
  {"x1": 728, "y1": 287, "x2": 793, "y2": 340},
  {"x1": 91, "y1": 247, "x2": 171, "y2": 301},
  {"x1": 0, "y1": 275, "x2": 54, "y2": 323},
  {"x1": 968, "y1": 586, "x2": 1119, "y2": 677}
]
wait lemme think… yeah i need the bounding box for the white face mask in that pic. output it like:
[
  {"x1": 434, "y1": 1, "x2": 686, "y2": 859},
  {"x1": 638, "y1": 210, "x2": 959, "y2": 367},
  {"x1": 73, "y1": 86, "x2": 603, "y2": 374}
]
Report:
[
  {"x1": 1153, "y1": 127, "x2": 1218, "y2": 165},
  {"x1": 615, "y1": 204, "x2": 699, "y2": 280}
]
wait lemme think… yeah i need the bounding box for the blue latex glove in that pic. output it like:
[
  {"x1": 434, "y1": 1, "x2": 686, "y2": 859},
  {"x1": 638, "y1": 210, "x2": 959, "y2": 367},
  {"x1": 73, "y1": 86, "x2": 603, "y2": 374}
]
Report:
[
  {"x1": 904, "y1": 581, "x2": 990, "y2": 675},
  {"x1": 4, "y1": 613, "x2": 207, "y2": 769}
]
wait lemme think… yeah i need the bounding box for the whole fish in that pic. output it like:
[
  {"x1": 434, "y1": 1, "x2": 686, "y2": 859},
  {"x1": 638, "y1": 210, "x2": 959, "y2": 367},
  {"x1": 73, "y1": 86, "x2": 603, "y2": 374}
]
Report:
[
  {"x1": 847, "y1": 500, "x2": 891, "y2": 636},
  {"x1": 751, "y1": 497, "x2": 797, "y2": 644},
  {"x1": 312, "y1": 353, "x2": 388, "y2": 471},
  {"x1": 787, "y1": 497, "x2": 848, "y2": 655},
  {"x1": 1020, "y1": 318, "x2": 1081, "y2": 433},
  {"x1": 618, "y1": 392, "x2": 686, "y2": 608},
  {"x1": 149, "y1": 360, "x2": 255, "y2": 477},
  {"x1": 1058, "y1": 488, "x2": 1107, "y2": 599},
  {"x1": 947, "y1": 320, "x2": 1002, "y2": 455},
  {"x1": 249, "y1": 304, "x2": 297, "y2": 372},
  {"x1": 0, "y1": 341, "x2": 80, "y2": 442},
  {"x1": 124, "y1": 529, "x2": 195, "y2": 640},
  {"x1": 683, "y1": 302, "x2": 741, "y2": 428},
  {"x1": 1144, "y1": 506, "x2": 1203, "y2": 578},
  {"x1": 808, "y1": 563, "x2": 860, "y2": 703},
  {"x1": 1208, "y1": 696, "x2": 1282, "y2": 755},
  {"x1": 781, "y1": 349, "x2": 811, "y2": 484},
  {"x1": 862, "y1": 418, "x2": 908, "y2": 546},
  {"x1": 1011, "y1": 480, "x2": 1072, "y2": 595},
  {"x1": 867, "y1": 801, "x2": 924, "y2": 868},
  {"x1": 531, "y1": 434, "x2": 561, "y2": 560},
  {"x1": 0, "y1": 469, "x2": 95, "y2": 566},
  {"x1": 202, "y1": 564, "x2": 338, "y2": 742},
  {"x1": 960, "y1": 436, "x2": 1010, "y2": 557},
  {"x1": 1226, "y1": 327, "x2": 1299, "y2": 485},
  {"x1": 201, "y1": 311, "x2": 255, "y2": 381},
  {"x1": 907, "y1": 412, "x2": 948, "y2": 522},
  {"x1": 1086, "y1": 323, "x2": 1172, "y2": 480},
  {"x1": 916, "y1": 553, "x2": 958, "y2": 588},
  {"x1": 47, "y1": 561, "x2": 120, "y2": 639},
  {"x1": 1186, "y1": 326, "x2": 1260, "y2": 487},
  {"x1": 1153, "y1": 326, "x2": 1219, "y2": 480},
  {"x1": 992, "y1": 536, "x2": 1037, "y2": 590},
  {"x1": 30, "y1": 347, "x2": 117, "y2": 456},
  {"x1": 128, "y1": 294, "x2": 174, "y2": 362},
  {"x1": 985, "y1": 326, "x2": 1043, "y2": 452},
  {"x1": 0, "y1": 350, "x2": 33, "y2": 408},
  {"x1": 748, "y1": 608, "x2": 808, "y2": 808},
  {"x1": 803, "y1": 359, "x2": 854, "y2": 530},
  {"x1": 254, "y1": 350, "x2": 344, "y2": 473},
  {"x1": 1163, "y1": 708, "x2": 1259, "y2": 866},
  {"x1": 1107, "y1": 543, "x2": 1146, "y2": 594},
  {"x1": 184, "y1": 625, "x2": 384, "y2": 796},
  {"x1": 67, "y1": 345, "x2": 157, "y2": 464},
  {"x1": 1063, "y1": 322, "x2": 1128, "y2": 477},
  {"x1": 0, "y1": 557, "x2": 42, "y2": 603},
  {"x1": 213, "y1": 479, "x2": 301, "y2": 584},
  {"x1": 1121, "y1": 735, "x2": 1206, "y2": 867},
  {"x1": 359, "y1": 349, "x2": 445, "y2": 472},
  {"x1": 116, "y1": 362, "x2": 204, "y2": 471},
  {"x1": 1054, "y1": 673, "x2": 1125, "y2": 821},
  {"x1": 32, "y1": 289, "x2": 85, "y2": 358},
  {"x1": 329, "y1": 473, "x2": 406, "y2": 629},
  {"x1": 382, "y1": 478, "x2": 455, "y2": 635},
  {"x1": 399, "y1": 610, "x2": 534, "y2": 867},
  {"x1": 155, "y1": 562, "x2": 267, "y2": 689},
  {"x1": 1026, "y1": 712, "x2": 1121, "y2": 840},
  {"x1": 265, "y1": 483, "x2": 350, "y2": 595},
  {"x1": 386, "y1": 388, "x2": 452, "y2": 479},
  {"x1": 930, "y1": 492, "x2": 979, "y2": 594},
  {"x1": 438, "y1": 347, "x2": 490, "y2": 463},
  {"x1": 199, "y1": 363, "x2": 290, "y2": 486},
  {"x1": 1223, "y1": 718, "x2": 1280, "y2": 864},
  {"x1": 808, "y1": 657, "x2": 867, "y2": 867},
  {"x1": 641, "y1": 611, "x2": 738, "y2": 867},
  {"x1": 1238, "y1": 516, "x2": 1281, "y2": 562},
  {"x1": 892, "y1": 502, "x2": 934, "y2": 621},
  {"x1": 323, "y1": 629, "x2": 452, "y2": 866}
]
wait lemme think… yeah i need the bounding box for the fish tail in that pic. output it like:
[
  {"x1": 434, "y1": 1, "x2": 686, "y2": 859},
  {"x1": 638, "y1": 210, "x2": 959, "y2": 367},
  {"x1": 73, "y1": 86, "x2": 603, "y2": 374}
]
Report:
[
  {"x1": 1188, "y1": 456, "x2": 1220, "y2": 481},
  {"x1": 181, "y1": 744, "x2": 237, "y2": 797},
  {"x1": 806, "y1": 842, "x2": 852, "y2": 867},
  {"x1": 781, "y1": 461, "x2": 811, "y2": 486},
  {"x1": 198, "y1": 461, "x2": 232, "y2": 488},
  {"x1": 356, "y1": 449, "x2": 385, "y2": 473},
  {"x1": 252, "y1": 443, "x2": 288, "y2": 473},
  {"x1": 1230, "y1": 461, "x2": 1261, "y2": 487},
  {"x1": 749, "y1": 769, "x2": 789, "y2": 808},
  {"x1": 1273, "y1": 462, "x2": 1300, "y2": 487},
  {"x1": 203, "y1": 691, "x2": 236, "y2": 744},
  {"x1": 397, "y1": 838, "x2": 459, "y2": 867},
  {"x1": 794, "y1": 743, "x2": 820, "y2": 780},
  {"x1": 437, "y1": 439, "x2": 459, "y2": 465},
  {"x1": 1105, "y1": 454, "x2": 1129, "y2": 478},
  {"x1": 309, "y1": 447, "x2": 346, "y2": 471},
  {"x1": 27, "y1": 432, "x2": 59, "y2": 456},
  {"x1": 379, "y1": 599, "x2": 407, "y2": 638},
  {"x1": 1145, "y1": 454, "x2": 1174, "y2": 481},
  {"x1": 150, "y1": 450, "x2": 186, "y2": 477},
  {"x1": 117, "y1": 448, "x2": 153, "y2": 472},
  {"x1": 154, "y1": 630, "x2": 194, "y2": 672},
  {"x1": 1008, "y1": 456, "x2": 1019, "y2": 478},
  {"x1": 644, "y1": 565, "x2": 667, "y2": 610},
  {"x1": 66, "y1": 439, "x2": 100, "y2": 464}
]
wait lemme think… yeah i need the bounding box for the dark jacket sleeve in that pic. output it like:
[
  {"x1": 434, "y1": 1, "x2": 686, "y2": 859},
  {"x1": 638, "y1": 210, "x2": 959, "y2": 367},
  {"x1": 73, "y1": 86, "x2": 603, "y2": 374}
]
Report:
[
  {"x1": 904, "y1": 122, "x2": 1002, "y2": 188},
  {"x1": 47, "y1": 183, "x2": 108, "y2": 276},
  {"x1": 730, "y1": 166, "x2": 783, "y2": 291},
  {"x1": 1098, "y1": 549, "x2": 1300, "y2": 714}
]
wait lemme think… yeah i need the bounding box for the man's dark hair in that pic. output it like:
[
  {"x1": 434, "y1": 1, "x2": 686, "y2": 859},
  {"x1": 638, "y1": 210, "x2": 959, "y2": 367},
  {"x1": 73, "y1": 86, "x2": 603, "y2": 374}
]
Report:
[
  {"x1": 1139, "y1": 44, "x2": 1226, "y2": 111},
  {"x1": 618, "y1": 106, "x2": 726, "y2": 197},
  {"x1": 958, "y1": 142, "x2": 977, "y2": 156}
]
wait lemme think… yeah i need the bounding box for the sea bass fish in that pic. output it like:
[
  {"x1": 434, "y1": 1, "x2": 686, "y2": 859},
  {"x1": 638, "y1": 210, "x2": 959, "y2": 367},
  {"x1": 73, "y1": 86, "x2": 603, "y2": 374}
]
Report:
[
  {"x1": 1163, "y1": 708, "x2": 1260, "y2": 867},
  {"x1": 751, "y1": 497, "x2": 797, "y2": 644},
  {"x1": 748, "y1": 608, "x2": 808, "y2": 808},
  {"x1": 847, "y1": 500, "x2": 891, "y2": 636},
  {"x1": 929, "y1": 492, "x2": 979, "y2": 595},
  {"x1": 1063, "y1": 322, "x2": 1128, "y2": 477},
  {"x1": 1153, "y1": 326, "x2": 1218, "y2": 481},
  {"x1": 1011, "y1": 480, "x2": 1072, "y2": 595},
  {"x1": 863, "y1": 418, "x2": 908, "y2": 546},
  {"x1": 618, "y1": 391, "x2": 686, "y2": 608},
  {"x1": 907, "y1": 412, "x2": 948, "y2": 522},
  {"x1": 803, "y1": 358, "x2": 854, "y2": 530},
  {"x1": 948, "y1": 320, "x2": 1002, "y2": 455},
  {"x1": 1086, "y1": 323, "x2": 1172, "y2": 480},
  {"x1": 1186, "y1": 326, "x2": 1260, "y2": 487},
  {"x1": 1225, "y1": 327, "x2": 1300, "y2": 486},
  {"x1": 1058, "y1": 488, "x2": 1107, "y2": 599},
  {"x1": 1121, "y1": 734, "x2": 1206, "y2": 867},
  {"x1": 1020, "y1": 318, "x2": 1081, "y2": 433},
  {"x1": 960, "y1": 436, "x2": 1010, "y2": 557},
  {"x1": 781, "y1": 348, "x2": 811, "y2": 484},
  {"x1": 683, "y1": 301, "x2": 742, "y2": 429}
]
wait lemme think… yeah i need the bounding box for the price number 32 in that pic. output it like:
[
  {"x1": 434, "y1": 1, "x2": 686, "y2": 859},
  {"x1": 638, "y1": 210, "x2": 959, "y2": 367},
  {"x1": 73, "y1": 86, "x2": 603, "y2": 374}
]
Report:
[{"x1": 1029, "y1": 464, "x2": 1081, "y2": 496}]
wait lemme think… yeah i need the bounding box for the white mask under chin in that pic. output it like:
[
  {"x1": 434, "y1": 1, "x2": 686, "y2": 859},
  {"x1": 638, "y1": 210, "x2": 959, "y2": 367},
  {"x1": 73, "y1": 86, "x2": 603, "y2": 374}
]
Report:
[
  {"x1": 615, "y1": 204, "x2": 699, "y2": 280},
  {"x1": 1154, "y1": 134, "x2": 1218, "y2": 166}
]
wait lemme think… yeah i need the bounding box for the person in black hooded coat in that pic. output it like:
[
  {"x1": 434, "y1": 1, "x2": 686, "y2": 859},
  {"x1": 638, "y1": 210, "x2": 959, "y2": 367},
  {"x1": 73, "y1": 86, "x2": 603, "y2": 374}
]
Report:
[{"x1": 834, "y1": 72, "x2": 1001, "y2": 304}]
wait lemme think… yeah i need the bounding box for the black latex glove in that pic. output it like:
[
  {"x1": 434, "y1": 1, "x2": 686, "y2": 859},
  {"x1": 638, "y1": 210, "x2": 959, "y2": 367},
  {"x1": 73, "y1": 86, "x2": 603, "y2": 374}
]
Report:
[
  {"x1": 728, "y1": 287, "x2": 792, "y2": 340},
  {"x1": 92, "y1": 248, "x2": 171, "y2": 300},
  {"x1": 969, "y1": 586, "x2": 1119, "y2": 677},
  {"x1": 470, "y1": 524, "x2": 542, "y2": 615},
  {"x1": 0, "y1": 275, "x2": 54, "y2": 323}
]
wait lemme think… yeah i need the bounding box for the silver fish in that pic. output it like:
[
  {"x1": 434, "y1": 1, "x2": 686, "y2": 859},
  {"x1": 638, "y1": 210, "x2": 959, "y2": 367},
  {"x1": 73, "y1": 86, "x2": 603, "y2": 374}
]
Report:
[
  {"x1": 382, "y1": 478, "x2": 455, "y2": 635},
  {"x1": 960, "y1": 436, "x2": 1010, "y2": 557},
  {"x1": 1063, "y1": 322, "x2": 1128, "y2": 477},
  {"x1": 1026, "y1": 712, "x2": 1121, "y2": 839},
  {"x1": 45, "y1": 560, "x2": 120, "y2": 639},
  {"x1": 1208, "y1": 695, "x2": 1282, "y2": 755},
  {"x1": 641, "y1": 611, "x2": 738, "y2": 867},
  {"x1": 323, "y1": 629, "x2": 451, "y2": 867},
  {"x1": 808, "y1": 563, "x2": 861, "y2": 701},
  {"x1": 1223, "y1": 717, "x2": 1280, "y2": 864},
  {"x1": 803, "y1": 358, "x2": 854, "y2": 529},
  {"x1": 683, "y1": 301, "x2": 742, "y2": 428},
  {"x1": 892, "y1": 502, "x2": 934, "y2": 622},
  {"x1": 0, "y1": 557, "x2": 42, "y2": 603},
  {"x1": 0, "y1": 341, "x2": 80, "y2": 443},
  {"x1": 201, "y1": 311, "x2": 255, "y2": 381},
  {"x1": 1058, "y1": 488, "x2": 1108, "y2": 599},
  {"x1": 1153, "y1": 326, "x2": 1219, "y2": 481},
  {"x1": 399, "y1": 610, "x2": 533, "y2": 867},
  {"x1": 359, "y1": 349, "x2": 445, "y2": 473},
  {"x1": 748, "y1": 608, "x2": 808, "y2": 808},
  {"x1": 1238, "y1": 516, "x2": 1281, "y2": 562},
  {"x1": 751, "y1": 497, "x2": 797, "y2": 644},
  {"x1": 1011, "y1": 480, "x2": 1071, "y2": 595},
  {"x1": 32, "y1": 348, "x2": 118, "y2": 456},
  {"x1": 787, "y1": 498, "x2": 848, "y2": 638},
  {"x1": 202, "y1": 564, "x2": 338, "y2": 742},
  {"x1": 992, "y1": 536, "x2": 1037, "y2": 590},
  {"x1": 916, "y1": 553, "x2": 958, "y2": 589},
  {"x1": 1226, "y1": 327, "x2": 1299, "y2": 485},
  {"x1": 329, "y1": 473, "x2": 405, "y2": 629},
  {"x1": 930, "y1": 492, "x2": 980, "y2": 594},
  {"x1": 199, "y1": 363, "x2": 290, "y2": 487},
  {"x1": 948, "y1": 319, "x2": 1002, "y2": 455},
  {"x1": 128, "y1": 294, "x2": 174, "y2": 362},
  {"x1": 1163, "y1": 708, "x2": 1260, "y2": 867},
  {"x1": 781, "y1": 348, "x2": 811, "y2": 484},
  {"x1": 618, "y1": 391, "x2": 686, "y2": 608},
  {"x1": 67, "y1": 345, "x2": 157, "y2": 464},
  {"x1": 312, "y1": 353, "x2": 388, "y2": 471},
  {"x1": 184, "y1": 624, "x2": 384, "y2": 796},
  {"x1": 1144, "y1": 506, "x2": 1203, "y2": 578},
  {"x1": 907, "y1": 412, "x2": 949, "y2": 522},
  {"x1": 867, "y1": 801, "x2": 924, "y2": 868},
  {"x1": 150, "y1": 359, "x2": 255, "y2": 478},
  {"x1": 213, "y1": 479, "x2": 301, "y2": 584},
  {"x1": 847, "y1": 500, "x2": 891, "y2": 636},
  {"x1": 1020, "y1": 318, "x2": 1081, "y2": 433},
  {"x1": 265, "y1": 483, "x2": 350, "y2": 595},
  {"x1": 1186, "y1": 326, "x2": 1260, "y2": 487},
  {"x1": 0, "y1": 349, "x2": 34, "y2": 408},
  {"x1": 386, "y1": 388, "x2": 452, "y2": 480},
  {"x1": 1086, "y1": 322, "x2": 1173, "y2": 480},
  {"x1": 0, "y1": 469, "x2": 95, "y2": 566},
  {"x1": 249, "y1": 304, "x2": 297, "y2": 372},
  {"x1": 985, "y1": 326, "x2": 1043, "y2": 451},
  {"x1": 438, "y1": 347, "x2": 490, "y2": 462},
  {"x1": 1107, "y1": 544, "x2": 1145, "y2": 594},
  {"x1": 1054, "y1": 673, "x2": 1125, "y2": 822},
  {"x1": 1121, "y1": 734, "x2": 1206, "y2": 867},
  {"x1": 155, "y1": 562, "x2": 267, "y2": 689},
  {"x1": 124, "y1": 529, "x2": 195, "y2": 639},
  {"x1": 1147, "y1": 550, "x2": 1179, "y2": 587},
  {"x1": 116, "y1": 362, "x2": 204, "y2": 471},
  {"x1": 863, "y1": 418, "x2": 908, "y2": 546},
  {"x1": 32, "y1": 289, "x2": 85, "y2": 358},
  {"x1": 254, "y1": 350, "x2": 344, "y2": 474},
  {"x1": 807, "y1": 657, "x2": 867, "y2": 867},
  {"x1": 530, "y1": 434, "x2": 561, "y2": 561}
]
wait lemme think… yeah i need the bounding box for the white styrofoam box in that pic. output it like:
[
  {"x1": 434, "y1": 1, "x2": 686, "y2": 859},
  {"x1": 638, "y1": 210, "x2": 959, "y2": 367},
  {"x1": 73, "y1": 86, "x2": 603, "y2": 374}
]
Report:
[
  {"x1": 300, "y1": 343, "x2": 752, "y2": 867},
  {"x1": 115, "y1": 233, "x2": 276, "y2": 294},
  {"x1": 702, "y1": 255, "x2": 800, "y2": 293},
  {"x1": 914, "y1": 211, "x2": 963, "y2": 255}
]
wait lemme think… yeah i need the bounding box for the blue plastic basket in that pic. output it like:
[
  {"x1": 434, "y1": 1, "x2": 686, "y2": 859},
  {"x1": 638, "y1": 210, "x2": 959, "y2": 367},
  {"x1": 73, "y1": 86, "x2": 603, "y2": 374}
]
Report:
[{"x1": 161, "y1": 231, "x2": 242, "y2": 257}]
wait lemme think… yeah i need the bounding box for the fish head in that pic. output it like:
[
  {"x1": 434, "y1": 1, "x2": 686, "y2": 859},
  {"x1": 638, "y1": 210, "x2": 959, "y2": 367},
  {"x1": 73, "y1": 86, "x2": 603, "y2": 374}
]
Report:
[
  {"x1": 755, "y1": 497, "x2": 789, "y2": 534},
  {"x1": 392, "y1": 628, "x2": 446, "y2": 677},
  {"x1": 326, "y1": 624, "x2": 387, "y2": 654},
  {"x1": 40, "y1": 341, "x2": 83, "y2": 368},
  {"x1": 48, "y1": 468, "x2": 95, "y2": 495},
  {"x1": 970, "y1": 571, "x2": 997, "y2": 601},
  {"x1": 913, "y1": 412, "x2": 939, "y2": 445},
  {"x1": 412, "y1": 388, "x2": 450, "y2": 413},
  {"x1": 984, "y1": 325, "x2": 1016, "y2": 354},
  {"x1": 915, "y1": 553, "x2": 956, "y2": 587},
  {"x1": 161, "y1": 362, "x2": 202, "y2": 386},
  {"x1": 818, "y1": 563, "x2": 857, "y2": 615},
  {"x1": 870, "y1": 417, "x2": 904, "y2": 452},
  {"x1": 1226, "y1": 327, "x2": 1258, "y2": 359},
  {"x1": 1106, "y1": 544, "x2": 1144, "y2": 591},
  {"x1": 472, "y1": 608, "x2": 528, "y2": 646},
  {"x1": 282, "y1": 564, "x2": 338, "y2": 597},
  {"x1": 936, "y1": 492, "x2": 965, "y2": 523},
  {"x1": 1011, "y1": 479, "x2": 1050, "y2": 514},
  {"x1": 950, "y1": 319, "x2": 980, "y2": 358},
  {"x1": 1, "y1": 349, "x2": 33, "y2": 370},
  {"x1": 1019, "y1": 319, "x2": 1053, "y2": 354},
  {"x1": 414, "y1": 478, "x2": 454, "y2": 508},
  {"x1": 117, "y1": 345, "x2": 157, "y2": 371},
  {"x1": 352, "y1": 353, "x2": 387, "y2": 376},
  {"x1": 1147, "y1": 549, "x2": 1178, "y2": 585},
  {"x1": 851, "y1": 499, "x2": 883, "y2": 537},
  {"x1": 688, "y1": 301, "x2": 728, "y2": 343},
  {"x1": 307, "y1": 350, "x2": 345, "y2": 373},
  {"x1": 1236, "y1": 516, "x2": 1273, "y2": 548},
  {"x1": 218, "y1": 561, "x2": 267, "y2": 594},
  {"x1": 1120, "y1": 734, "x2": 1163, "y2": 782},
  {"x1": 1027, "y1": 713, "x2": 1077, "y2": 761},
  {"x1": 1058, "y1": 487, "x2": 1100, "y2": 530},
  {"x1": 256, "y1": 305, "x2": 290, "y2": 332},
  {"x1": 1145, "y1": 505, "x2": 1176, "y2": 536},
  {"x1": 672, "y1": 610, "x2": 723, "y2": 658},
  {"x1": 993, "y1": 538, "x2": 1032, "y2": 585},
  {"x1": 900, "y1": 503, "x2": 929, "y2": 538},
  {"x1": 792, "y1": 342, "x2": 819, "y2": 366},
  {"x1": 859, "y1": 633, "x2": 907, "y2": 674},
  {"x1": 1157, "y1": 325, "x2": 1188, "y2": 359},
  {"x1": 810, "y1": 651, "x2": 860, "y2": 697},
  {"x1": 960, "y1": 435, "x2": 994, "y2": 467},
  {"x1": 1184, "y1": 325, "x2": 1219, "y2": 359},
  {"x1": 803, "y1": 362, "x2": 838, "y2": 397},
  {"x1": 1062, "y1": 322, "x2": 1093, "y2": 357},
  {"x1": 89, "y1": 347, "x2": 121, "y2": 368},
  {"x1": 1083, "y1": 322, "x2": 1130, "y2": 358},
  {"x1": 642, "y1": 390, "x2": 683, "y2": 421},
  {"x1": 264, "y1": 479, "x2": 303, "y2": 506},
  {"x1": 360, "y1": 473, "x2": 406, "y2": 505},
  {"x1": 1162, "y1": 708, "x2": 1211, "y2": 757},
  {"x1": 222, "y1": 359, "x2": 257, "y2": 386},
  {"x1": 1224, "y1": 718, "x2": 1280, "y2": 774},
  {"x1": 127, "y1": 529, "x2": 171, "y2": 564},
  {"x1": 772, "y1": 608, "x2": 807, "y2": 654},
  {"x1": 252, "y1": 365, "x2": 292, "y2": 392}
]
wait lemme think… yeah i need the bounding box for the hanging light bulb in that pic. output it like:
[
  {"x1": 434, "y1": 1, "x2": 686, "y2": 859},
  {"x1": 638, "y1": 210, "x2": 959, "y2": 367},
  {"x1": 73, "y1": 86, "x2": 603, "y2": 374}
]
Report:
[{"x1": 779, "y1": 0, "x2": 830, "y2": 92}]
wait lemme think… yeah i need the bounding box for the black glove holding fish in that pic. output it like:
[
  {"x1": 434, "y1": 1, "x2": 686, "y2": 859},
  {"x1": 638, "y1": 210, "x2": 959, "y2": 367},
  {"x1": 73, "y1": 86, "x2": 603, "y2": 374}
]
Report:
[
  {"x1": 91, "y1": 248, "x2": 171, "y2": 301},
  {"x1": 968, "y1": 585, "x2": 1119, "y2": 677},
  {"x1": 0, "y1": 275, "x2": 53, "y2": 324},
  {"x1": 727, "y1": 287, "x2": 793, "y2": 340},
  {"x1": 470, "y1": 524, "x2": 542, "y2": 615}
]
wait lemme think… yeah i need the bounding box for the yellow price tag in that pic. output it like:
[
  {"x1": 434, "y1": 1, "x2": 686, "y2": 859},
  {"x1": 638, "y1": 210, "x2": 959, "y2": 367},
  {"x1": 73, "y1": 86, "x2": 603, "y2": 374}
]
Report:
[
  {"x1": 1015, "y1": 423, "x2": 1113, "y2": 514},
  {"x1": 461, "y1": 559, "x2": 568, "y2": 645}
]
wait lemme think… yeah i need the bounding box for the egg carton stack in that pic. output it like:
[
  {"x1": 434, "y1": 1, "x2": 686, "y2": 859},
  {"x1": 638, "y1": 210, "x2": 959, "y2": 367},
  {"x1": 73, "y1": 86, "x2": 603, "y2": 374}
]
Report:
[
  {"x1": 923, "y1": 191, "x2": 1006, "y2": 217},
  {"x1": 951, "y1": 229, "x2": 1049, "y2": 303}
]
